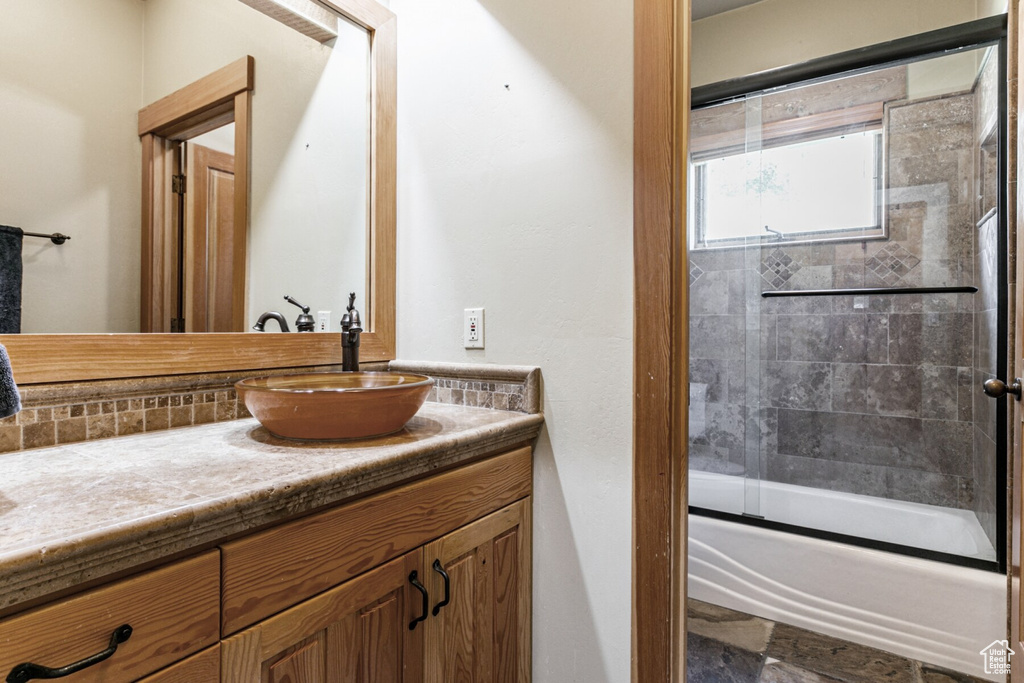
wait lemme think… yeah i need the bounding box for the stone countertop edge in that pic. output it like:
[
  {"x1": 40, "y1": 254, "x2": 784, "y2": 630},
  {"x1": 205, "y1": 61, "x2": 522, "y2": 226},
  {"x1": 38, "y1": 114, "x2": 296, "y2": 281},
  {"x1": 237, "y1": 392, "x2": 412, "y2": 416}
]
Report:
[{"x1": 0, "y1": 407, "x2": 543, "y2": 614}]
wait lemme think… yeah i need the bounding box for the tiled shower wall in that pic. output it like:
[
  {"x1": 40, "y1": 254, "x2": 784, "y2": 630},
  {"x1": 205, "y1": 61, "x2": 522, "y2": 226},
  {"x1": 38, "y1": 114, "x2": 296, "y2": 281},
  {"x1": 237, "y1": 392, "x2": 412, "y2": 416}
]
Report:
[
  {"x1": 690, "y1": 59, "x2": 1001, "y2": 548},
  {"x1": 972, "y1": 52, "x2": 1000, "y2": 546}
]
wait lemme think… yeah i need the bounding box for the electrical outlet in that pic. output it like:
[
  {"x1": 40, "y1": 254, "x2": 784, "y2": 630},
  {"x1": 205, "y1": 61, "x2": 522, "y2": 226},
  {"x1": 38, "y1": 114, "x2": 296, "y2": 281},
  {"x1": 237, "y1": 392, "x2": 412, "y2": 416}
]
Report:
[
  {"x1": 464, "y1": 308, "x2": 484, "y2": 349},
  {"x1": 317, "y1": 311, "x2": 331, "y2": 333}
]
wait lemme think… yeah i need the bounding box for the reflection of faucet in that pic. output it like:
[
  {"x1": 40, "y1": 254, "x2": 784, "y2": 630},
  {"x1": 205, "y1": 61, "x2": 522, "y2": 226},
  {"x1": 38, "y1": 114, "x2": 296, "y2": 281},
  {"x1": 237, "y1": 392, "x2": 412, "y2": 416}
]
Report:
[
  {"x1": 253, "y1": 311, "x2": 290, "y2": 332},
  {"x1": 764, "y1": 225, "x2": 784, "y2": 240},
  {"x1": 340, "y1": 292, "x2": 362, "y2": 372},
  {"x1": 284, "y1": 295, "x2": 315, "y2": 332}
]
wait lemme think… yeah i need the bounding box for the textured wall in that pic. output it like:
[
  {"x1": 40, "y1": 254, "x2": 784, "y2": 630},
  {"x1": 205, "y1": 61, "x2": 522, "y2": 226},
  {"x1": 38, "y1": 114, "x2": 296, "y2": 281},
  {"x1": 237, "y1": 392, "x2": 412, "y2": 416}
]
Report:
[
  {"x1": 0, "y1": 0, "x2": 144, "y2": 333},
  {"x1": 389, "y1": 0, "x2": 634, "y2": 680}
]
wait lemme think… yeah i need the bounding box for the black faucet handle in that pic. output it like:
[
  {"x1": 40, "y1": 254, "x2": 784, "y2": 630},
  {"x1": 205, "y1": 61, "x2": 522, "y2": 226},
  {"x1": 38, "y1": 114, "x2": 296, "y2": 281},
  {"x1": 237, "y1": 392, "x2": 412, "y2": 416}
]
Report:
[
  {"x1": 342, "y1": 293, "x2": 362, "y2": 330},
  {"x1": 284, "y1": 295, "x2": 310, "y2": 314}
]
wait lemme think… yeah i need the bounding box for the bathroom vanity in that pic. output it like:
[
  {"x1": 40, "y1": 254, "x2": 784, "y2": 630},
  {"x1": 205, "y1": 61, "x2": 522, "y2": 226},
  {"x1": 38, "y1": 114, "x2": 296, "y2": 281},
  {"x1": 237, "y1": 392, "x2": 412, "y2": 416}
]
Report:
[{"x1": 0, "y1": 396, "x2": 541, "y2": 682}]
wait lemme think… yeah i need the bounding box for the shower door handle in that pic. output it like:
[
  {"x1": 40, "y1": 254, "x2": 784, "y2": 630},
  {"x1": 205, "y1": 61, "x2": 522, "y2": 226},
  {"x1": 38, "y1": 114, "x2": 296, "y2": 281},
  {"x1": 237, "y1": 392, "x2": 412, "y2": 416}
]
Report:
[{"x1": 983, "y1": 378, "x2": 1022, "y2": 400}]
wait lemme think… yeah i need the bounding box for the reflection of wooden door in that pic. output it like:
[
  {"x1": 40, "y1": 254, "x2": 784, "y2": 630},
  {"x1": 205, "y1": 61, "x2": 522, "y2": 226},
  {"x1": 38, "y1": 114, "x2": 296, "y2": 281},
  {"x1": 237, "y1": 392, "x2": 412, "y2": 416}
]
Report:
[
  {"x1": 139, "y1": 57, "x2": 252, "y2": 334},
  {"x1": 185, "y1": 143, "x2": 237, "y2": 332}
]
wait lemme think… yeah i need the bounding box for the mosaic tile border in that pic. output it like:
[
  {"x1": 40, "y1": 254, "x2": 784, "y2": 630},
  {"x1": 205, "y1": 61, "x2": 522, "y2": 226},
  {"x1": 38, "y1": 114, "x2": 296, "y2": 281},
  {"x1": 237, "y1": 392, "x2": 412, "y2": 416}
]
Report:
[
  {"x1": 0, "y1": 362, "x2": 384, "y2": 454},
  {"x1": 0, "y1": 360, "x2": 541, "y2": 454},
  {"x1": 388, "y1": 361, "x2": 542, "y2": 414}
]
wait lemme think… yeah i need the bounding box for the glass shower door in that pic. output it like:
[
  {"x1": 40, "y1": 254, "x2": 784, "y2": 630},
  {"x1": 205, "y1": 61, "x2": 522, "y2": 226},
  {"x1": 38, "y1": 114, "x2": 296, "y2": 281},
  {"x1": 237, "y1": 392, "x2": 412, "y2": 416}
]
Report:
[{"x1": 688, "y1": 40, "x2": 1005, "y2": 568}]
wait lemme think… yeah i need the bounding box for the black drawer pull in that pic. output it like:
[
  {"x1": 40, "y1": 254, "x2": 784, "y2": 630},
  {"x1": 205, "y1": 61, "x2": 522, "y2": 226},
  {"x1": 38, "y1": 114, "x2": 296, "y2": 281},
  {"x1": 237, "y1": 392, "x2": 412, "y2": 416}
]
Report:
[
  {"x1": 431, "y1": 559, "x2": 451, "y2": 616},
  {"x1": 6, "y1": 624, "x2": 133, "y2": 682},
  {"x1": 408, "y1": 571, "x2": 429, "y2": 631}
]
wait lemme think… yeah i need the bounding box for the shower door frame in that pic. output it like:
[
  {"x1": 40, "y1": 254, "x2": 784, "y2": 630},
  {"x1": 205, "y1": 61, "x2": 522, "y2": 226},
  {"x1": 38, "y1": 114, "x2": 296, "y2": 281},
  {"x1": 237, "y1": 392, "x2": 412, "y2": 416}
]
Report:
[{"x1": 688, "y1": 16, "x2": 1011, "y2": 574}]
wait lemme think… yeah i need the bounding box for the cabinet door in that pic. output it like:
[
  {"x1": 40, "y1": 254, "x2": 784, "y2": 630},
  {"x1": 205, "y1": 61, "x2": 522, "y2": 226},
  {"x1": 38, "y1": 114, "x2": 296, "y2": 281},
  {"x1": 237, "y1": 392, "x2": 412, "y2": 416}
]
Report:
[
  {"x1": 423, "y1": 498, "x2": 532, "y2": 683},
  {"x1": 222, "y1": 549, "x2": 425, "y2": 683}
]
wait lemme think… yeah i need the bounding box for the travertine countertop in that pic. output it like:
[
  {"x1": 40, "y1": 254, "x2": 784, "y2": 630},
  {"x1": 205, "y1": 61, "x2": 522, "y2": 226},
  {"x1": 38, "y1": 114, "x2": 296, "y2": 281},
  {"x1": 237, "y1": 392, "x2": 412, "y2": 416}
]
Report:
[{"x1": 0, "y1": 402, "x2": 543, "y2": 613}]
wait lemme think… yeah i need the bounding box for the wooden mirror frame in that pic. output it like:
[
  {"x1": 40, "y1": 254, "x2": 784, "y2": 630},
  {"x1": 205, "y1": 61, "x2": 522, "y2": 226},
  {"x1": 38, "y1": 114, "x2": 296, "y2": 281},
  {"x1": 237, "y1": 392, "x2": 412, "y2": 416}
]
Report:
[{"x1": 2, "y1": 0, "x2": 396, "y2": 386}]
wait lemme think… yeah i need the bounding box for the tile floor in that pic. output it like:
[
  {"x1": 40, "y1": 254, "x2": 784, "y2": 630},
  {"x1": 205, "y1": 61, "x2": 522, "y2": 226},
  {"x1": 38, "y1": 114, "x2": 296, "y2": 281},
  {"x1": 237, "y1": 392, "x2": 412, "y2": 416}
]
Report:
[{"x1": 686, "y1": 599, "x2": 991, "y2": 683}]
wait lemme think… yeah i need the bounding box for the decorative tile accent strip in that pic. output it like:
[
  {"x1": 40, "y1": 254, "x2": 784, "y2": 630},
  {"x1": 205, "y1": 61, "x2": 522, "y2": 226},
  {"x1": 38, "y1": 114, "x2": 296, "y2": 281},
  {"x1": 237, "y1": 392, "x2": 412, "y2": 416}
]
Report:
[
  {"x1": 759, "y1": 248, "x2": 802, "y2": 289},
  {"x1": 690, "y1": 262, "x2": 704, "y2": 285},
  {"x1": 865, "y1": 242, "x2": 921, "y2": 286},
  {"x1": 0, "y1": 362, "x2": 386, "y2": 454},
  {"x1": 0, "y1": 360, "x2": 540, "y2": 455},
  {"x1": 388, "y1": 361, "x2": 542, "y2": 414}
]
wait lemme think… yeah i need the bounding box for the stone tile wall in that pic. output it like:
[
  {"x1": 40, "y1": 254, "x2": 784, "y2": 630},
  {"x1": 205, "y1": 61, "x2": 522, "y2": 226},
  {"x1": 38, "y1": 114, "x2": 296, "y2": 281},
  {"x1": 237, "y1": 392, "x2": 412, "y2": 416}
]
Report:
[
  {"x1": 690, "y1": 77, "x2": 1002, "y2": 529},
  {"x1": 972, "y1": 51, "x2": 1001, "y2": 548}
]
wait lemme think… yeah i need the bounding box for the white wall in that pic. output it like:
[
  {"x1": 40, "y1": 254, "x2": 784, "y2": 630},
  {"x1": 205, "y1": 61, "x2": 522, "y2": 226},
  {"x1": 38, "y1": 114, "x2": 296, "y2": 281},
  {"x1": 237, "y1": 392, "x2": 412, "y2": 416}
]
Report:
[
  {"x1": 0, "y1": 0, "x2": 144, "y2": 333},
  {"x1": 390, "y1": 0, "x2": 633, "y2": 680},
  {"x1": 1, "y1": 0, "x2": 369, "y2": 333},
  {"x1": 144, "y1": 0, "x2": 370, "y2": 331},
  {"x1": 692, "y1": 0, "x2": 1000, "y2": 86}
]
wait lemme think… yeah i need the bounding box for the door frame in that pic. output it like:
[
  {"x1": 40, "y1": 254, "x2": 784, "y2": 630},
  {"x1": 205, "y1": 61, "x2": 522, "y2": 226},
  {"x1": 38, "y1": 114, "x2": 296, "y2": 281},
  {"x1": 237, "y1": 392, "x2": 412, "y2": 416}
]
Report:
[
  {"x1": 1010, "y1": 0, "x2": 1023, "y2": 678},
  {"x1": 632, "y1": 0, "x2": 690, "y2": 680},
  {"x1": 138, "y1": 56, "x2": 254, "y2": 334}
]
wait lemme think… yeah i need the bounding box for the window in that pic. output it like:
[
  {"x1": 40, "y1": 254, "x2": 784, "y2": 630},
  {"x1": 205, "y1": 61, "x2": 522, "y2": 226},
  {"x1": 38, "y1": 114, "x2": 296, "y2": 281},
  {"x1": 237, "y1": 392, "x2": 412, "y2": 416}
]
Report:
[{"x1": 692, "y1": 128, "x2": 883, "y2": 248}]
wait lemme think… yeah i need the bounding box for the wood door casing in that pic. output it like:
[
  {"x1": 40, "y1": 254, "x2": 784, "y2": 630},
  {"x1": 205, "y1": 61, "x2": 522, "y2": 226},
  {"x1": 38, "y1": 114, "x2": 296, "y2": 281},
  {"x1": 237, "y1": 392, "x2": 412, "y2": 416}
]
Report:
[
  {"x1": 140, "y1": 58, "x2": 252, "y2": 335},
  {"x1": 1013, "y1": 2, "x2": 1023, "y2": 681},
  {"x1": 185, "y1": 143, "x2": 238, "y2": 332},
  {"x1": 423, "y1": 499, "x2": 532, "y2": 683},
  {"x1": 221, "y1": 550, "x2": 424, "y2": 683}
]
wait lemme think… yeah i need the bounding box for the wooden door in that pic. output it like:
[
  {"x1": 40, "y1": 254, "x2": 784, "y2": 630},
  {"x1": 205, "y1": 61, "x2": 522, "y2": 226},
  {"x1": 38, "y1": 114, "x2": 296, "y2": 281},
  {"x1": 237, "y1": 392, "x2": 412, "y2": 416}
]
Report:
[
  {"x1": 221, "y1": 550, "x2": 425, "y2": 683},
  {"x1": 1013, "y1": 3, "x2": 1023, "y2": 681},
  {"x1": 423, "y1": 499, "x2": 531, "y2": 683},
  {"x1": 185, "y1": 143, "x2": 238, "y2": 332}
]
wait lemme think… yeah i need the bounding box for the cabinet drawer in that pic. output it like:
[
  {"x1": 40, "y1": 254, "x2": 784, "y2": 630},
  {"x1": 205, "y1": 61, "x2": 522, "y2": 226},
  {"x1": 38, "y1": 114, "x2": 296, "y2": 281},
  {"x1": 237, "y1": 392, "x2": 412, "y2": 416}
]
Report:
[
  {"x1": 0, "y1": 551, "x2": 220, "y2": 682},
  {"x1": 221, "y1": 447, "x2": 533, "y2": 634}
]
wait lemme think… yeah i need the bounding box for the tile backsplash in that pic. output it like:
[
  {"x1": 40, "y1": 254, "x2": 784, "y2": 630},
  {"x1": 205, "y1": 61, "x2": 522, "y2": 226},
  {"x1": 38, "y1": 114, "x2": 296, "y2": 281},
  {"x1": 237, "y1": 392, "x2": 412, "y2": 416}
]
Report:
[
  {"x1": 389, "y1": 361, "x2": 542, "y2": 415},
  {"x1": 0, "y1": 363, "x2": 377, "y2": 454},
  {"x1": 1, "y1": 360, "x2": 542, "y2": 454}
]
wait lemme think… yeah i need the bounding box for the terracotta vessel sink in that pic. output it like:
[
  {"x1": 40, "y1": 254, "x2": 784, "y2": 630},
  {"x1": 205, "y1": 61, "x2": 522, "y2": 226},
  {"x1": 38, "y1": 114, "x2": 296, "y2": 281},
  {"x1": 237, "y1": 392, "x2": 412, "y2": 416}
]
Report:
[{"x1": 236, "y1": 372, "x2": 434, "y2": 441}]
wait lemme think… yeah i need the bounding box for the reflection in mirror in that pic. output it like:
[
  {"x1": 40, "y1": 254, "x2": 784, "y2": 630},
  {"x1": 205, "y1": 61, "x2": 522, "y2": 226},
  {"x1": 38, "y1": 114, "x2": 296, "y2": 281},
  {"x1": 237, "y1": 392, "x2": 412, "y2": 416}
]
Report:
[{"x1": 0, "y1": 0, "x2": 369, "y2": 334}]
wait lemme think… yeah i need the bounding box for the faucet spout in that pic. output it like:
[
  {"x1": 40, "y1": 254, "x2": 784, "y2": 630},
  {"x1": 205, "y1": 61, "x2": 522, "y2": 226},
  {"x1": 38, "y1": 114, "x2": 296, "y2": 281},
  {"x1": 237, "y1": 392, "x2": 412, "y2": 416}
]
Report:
[
  {"x1": 253, "y1": 311, "x2": 290, "y2": 332},
  {"x1": 340, "y1": 292, "x2": 362, "y2": 371}
]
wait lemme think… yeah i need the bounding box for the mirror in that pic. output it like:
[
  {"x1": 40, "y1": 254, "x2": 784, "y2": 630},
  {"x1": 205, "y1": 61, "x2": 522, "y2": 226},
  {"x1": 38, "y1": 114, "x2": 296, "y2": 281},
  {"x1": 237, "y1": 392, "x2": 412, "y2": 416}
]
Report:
[
  {"x1": 0, "y1": 0, "x2": 369, "y2": 334},
  {"x1": 0, "y1": 0, "x2": 396, "y2": 384}
]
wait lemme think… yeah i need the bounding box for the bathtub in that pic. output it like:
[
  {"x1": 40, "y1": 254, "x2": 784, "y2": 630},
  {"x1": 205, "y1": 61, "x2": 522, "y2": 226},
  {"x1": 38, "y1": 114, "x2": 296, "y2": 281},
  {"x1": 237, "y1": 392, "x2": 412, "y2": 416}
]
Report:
[{"x1": 688, "y1": 471, "x2": 1006, "y2": 680}]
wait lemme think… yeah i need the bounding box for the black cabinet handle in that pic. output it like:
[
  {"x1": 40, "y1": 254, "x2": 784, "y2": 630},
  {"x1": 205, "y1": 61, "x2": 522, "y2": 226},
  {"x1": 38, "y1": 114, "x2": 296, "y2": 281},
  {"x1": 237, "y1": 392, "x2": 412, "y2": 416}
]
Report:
[
  {"x1": 6, "y1": 624, "x2": 133, "y2": 682},
  {"x1": 408, "y1": 571, "x2": 429, "y2": 631},
  {"x1": 431, "y1": 559, "x2": 451, "y2": 616}
]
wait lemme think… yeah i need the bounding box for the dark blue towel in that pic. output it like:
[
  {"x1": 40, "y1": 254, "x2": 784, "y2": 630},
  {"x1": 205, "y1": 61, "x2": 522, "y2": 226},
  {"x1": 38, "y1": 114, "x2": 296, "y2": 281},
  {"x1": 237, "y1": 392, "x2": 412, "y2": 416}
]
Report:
[
  {"x1": 0, "y1": 343, "x2": 20, "y2": 418},
  {"x1": 0, "y1": 225, "x2": 23, "y2": 334}
]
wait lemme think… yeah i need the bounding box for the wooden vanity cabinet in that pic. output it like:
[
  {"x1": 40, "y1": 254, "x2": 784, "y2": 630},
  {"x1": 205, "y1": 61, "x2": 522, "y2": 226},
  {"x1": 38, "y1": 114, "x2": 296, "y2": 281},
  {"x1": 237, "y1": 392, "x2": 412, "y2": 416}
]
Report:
[
  {"x1": 219, "y1": 448, "x2": 533, "y2": 683},
  {"x1": 0, "y1": 447, "x2": 532, "y2": 683},
  {"x1": 220, "y1": 499, "x2": 531, "y2": 683},
  {"x1": 221, "y1": 550, "x2": 424, "y2": 682},
  {"x1": 139, "y1": 646, "x2": 221, "y2": 682},
  {"x1": 0, "y1": 551, "x2": 220, "y2": 683},
  {"x1": 423, "y1": 499, "x2": 531, "y2": 683}
]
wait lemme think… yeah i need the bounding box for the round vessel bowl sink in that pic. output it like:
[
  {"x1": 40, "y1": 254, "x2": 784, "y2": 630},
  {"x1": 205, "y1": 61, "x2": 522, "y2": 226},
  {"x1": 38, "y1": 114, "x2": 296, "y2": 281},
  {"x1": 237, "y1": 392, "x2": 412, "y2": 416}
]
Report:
[{"x1": 236, "y1": 372, "x2": 434, "y2": 441}]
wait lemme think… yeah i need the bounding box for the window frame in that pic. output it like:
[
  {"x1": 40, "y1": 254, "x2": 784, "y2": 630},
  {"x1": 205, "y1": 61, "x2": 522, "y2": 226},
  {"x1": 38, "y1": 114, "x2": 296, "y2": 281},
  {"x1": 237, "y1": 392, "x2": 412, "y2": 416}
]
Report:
[{"x1": 690, "y1": 118, "x2": 886, "y2": 251}]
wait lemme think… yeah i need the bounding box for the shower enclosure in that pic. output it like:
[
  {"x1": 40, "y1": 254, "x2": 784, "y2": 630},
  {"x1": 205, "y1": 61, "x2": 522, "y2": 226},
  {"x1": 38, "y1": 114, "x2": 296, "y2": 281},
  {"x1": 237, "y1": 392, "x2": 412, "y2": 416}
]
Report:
[{"x1": 687, "y1": 18, "x2": 1007, "y2": 570}]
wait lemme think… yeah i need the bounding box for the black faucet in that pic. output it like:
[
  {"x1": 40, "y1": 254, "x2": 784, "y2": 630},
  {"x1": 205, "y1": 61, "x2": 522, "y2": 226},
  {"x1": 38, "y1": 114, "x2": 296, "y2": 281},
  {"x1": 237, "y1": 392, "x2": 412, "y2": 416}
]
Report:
[
  {"x1": 253, "y1": 296, "x2": 317, "y2": 332},
  {"x1": 284, "y1": 296, "x2": 315, "y2": 332},
  {"x1": 252, "y1": 311, "x2": 289, "y2": 332},
  {"x1": 341, "y1": 292, "x2": 362, "y2": 372}
]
